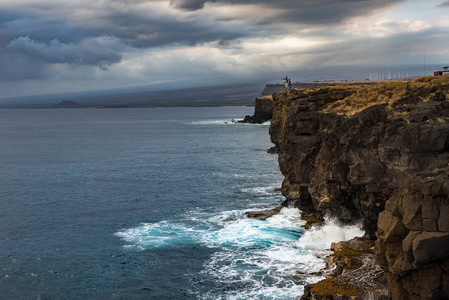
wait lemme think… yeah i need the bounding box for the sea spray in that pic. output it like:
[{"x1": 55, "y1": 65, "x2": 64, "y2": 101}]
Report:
[
  {"x1": 116, "y1": 207, "x2": 366, "y2": 299},
  {"x1": 298, "y1": 218, "x2": 365, "y2": 250}
]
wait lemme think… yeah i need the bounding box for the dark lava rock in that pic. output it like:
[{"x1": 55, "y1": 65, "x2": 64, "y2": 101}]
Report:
[
  {"x1": 246, "y1": 206, "x2": 282, "y2": 220},
  {"x1": 269, "y1": 77, "x2": 449, "y2": 299},
  {"x1": 239, "y1": 96, "x2": 273, "y2": 124}
]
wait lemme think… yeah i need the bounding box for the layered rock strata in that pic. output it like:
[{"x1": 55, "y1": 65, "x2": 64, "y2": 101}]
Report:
[{"x1": 268, "y1": 77, "x2": 449, "y2": 299}]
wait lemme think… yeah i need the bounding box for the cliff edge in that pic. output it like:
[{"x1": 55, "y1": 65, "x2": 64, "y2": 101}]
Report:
[{"x1": 269, "y1": 76, "x2": 449, "y2": 299}]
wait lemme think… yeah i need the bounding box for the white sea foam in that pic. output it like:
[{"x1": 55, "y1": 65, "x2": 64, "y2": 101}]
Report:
[
  {"x1": 239, "y1": 121, "x2": 271, "y2": 126},
  {"x1": 298, "y1": 218, "x2": 365, "y2": 250},
  {"x1": 116, "y1": 207, "x2": 365, "y2": 299},
  {"x1": 189, "y1": 120, "x2": 270, "y2": 126},
  {"x1": 197, "y1": 207, "x2": 327, "y2": 298},
  {"x1": 115, "y1": 221, "x2": 204, "y2": 249},
  {"x1": 200, "y1": 209, "x2": 302, "y2": 248},
  {"x1": 189, "y1": 119, "x2": 241, "y2": 125}
]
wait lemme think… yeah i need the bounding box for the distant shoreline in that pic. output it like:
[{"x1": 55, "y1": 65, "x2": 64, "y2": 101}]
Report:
[
  {"x1": 0, "y1": 78, "x2": 420, "y2": 109},
  {"x1": 0, "y1": 102, "x2": 255, "y2": 110}
]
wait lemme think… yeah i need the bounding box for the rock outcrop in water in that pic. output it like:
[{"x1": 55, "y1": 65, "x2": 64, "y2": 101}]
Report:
[
  {"x1": 268, "y1": 77, "x2": 449, "y2": 299},
  {"x1": 239, "y1": 96, "x2": 273, "y2": 124}
]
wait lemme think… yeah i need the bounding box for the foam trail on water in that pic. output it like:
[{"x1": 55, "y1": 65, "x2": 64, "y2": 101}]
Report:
[
  {"x1": 189, "y1": 120, "x2": 270, "y2": 126},
  {"x1": 189, "y1": 119, "x2": 241, "y2": 125},
  {"x1": 240, "y1": 186, "x2": 280, "y2": 197},
  {"x1": 115, "y1": 221, "x2": 204, "y2": 250}
]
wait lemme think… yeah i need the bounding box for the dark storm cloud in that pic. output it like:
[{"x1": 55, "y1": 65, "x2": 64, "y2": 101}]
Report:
[
  {"x1": 1, "y1": 4, "x2": 250, "y2": 54},
  {"x1": 0, "y1": 3, "x2": 249, "y2": 80},
  {"x1": 438, "y1": 0, "x2": 449, "y2": 7},
  {"x1": 169, "y1": 0, "x2": 404, "y2": 24},
  {"x1": 84, "y1": 0, "x2": 404, "y2": 50},
  {"x1": 0, "y1": 10, "x2": 87, "y2": 46},
  {"x1": 169, "y1": 0, "x2": 206, "y2": 10},
  {"x1": 96, "y1": 10, "x2": 250, "y2": 48},
  {"x1": 0, "y1": 0, "x2": 406, "y2": 83},
  {"x1": 1, "y1": 0, "x2": 404, "y2": 64}
]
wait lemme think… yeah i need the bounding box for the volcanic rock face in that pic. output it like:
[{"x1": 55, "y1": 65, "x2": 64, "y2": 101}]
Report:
[
  {"x1": 239, "y1": 96, "x2": 273, "y2": 123},
  {"x1": 268, "y1": 77, "x2": 449, "y2": 299}
]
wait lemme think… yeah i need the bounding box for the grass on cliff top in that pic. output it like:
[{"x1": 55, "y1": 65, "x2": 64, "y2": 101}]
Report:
[{"x1": 321, "y1": 76, "x2": 449, "y2": 116}]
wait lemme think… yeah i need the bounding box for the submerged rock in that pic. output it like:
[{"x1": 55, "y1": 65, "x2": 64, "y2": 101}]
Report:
[{"x1": 245, "y1": 206, "x2": 282, "y2": 220}]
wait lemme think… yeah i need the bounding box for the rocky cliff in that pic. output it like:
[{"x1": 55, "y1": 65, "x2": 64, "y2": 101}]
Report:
[
  {"x1": 268, "y1": 76, "x2": 449, "y2": 299},
  {"x1": 239, "y1": 95, "x2": 273, "y2": 123}
]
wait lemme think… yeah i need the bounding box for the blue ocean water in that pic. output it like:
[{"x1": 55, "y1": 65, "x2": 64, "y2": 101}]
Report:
[{"x1": 0, "y1": 107, "x2": 363, "y2": 299}]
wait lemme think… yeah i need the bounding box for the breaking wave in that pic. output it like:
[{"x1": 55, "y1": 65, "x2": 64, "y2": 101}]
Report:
[{"x1": 116, "y1": 207, "x2": 364, "y2": 298}]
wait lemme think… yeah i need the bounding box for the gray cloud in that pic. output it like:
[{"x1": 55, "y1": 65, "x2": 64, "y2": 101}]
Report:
[
  {"x1": 0, "y1": 10, "x2": 88, "y2": 46},
  {"x1": 0, "y1": 0, "x2": 404, "y2": 64},
  {"x1": 169, "y1": 0, "x2": 207, "y2": 10},
  {"x1": 97, "y1": 11, "x2": 250, "y2": 48},
  {"x1": 1, "y1": 0, "x2": 443, "y2": 97},
  {"x1": 170, "y1": 0, "x2": 404, "y2": 25},
  {"x1": 7, "y1": 36, "x2": 122, "y2": 69}
]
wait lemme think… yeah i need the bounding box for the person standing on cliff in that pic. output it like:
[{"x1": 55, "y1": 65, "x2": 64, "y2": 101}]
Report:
[{"x1": 284, "y1": 77, "x2": 289, "y2": 90}]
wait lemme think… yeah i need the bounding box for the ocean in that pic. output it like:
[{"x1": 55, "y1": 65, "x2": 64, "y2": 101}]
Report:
[{"x1": 0, "y1": 107, "x2": 363, "y2": 299}]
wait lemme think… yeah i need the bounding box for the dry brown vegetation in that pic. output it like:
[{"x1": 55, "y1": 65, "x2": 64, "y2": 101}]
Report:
[
  {"x1": 321, "y1": 76, "x2": 449, "y2": 116},
  {"x1": 309, "y1": 277, "x2": 363, "y2": 297}
]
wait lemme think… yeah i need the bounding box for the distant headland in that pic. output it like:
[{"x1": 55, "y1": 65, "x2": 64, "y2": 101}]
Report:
[{"x1": 51, "y1": 100, "x2": 84, "y2": 109}]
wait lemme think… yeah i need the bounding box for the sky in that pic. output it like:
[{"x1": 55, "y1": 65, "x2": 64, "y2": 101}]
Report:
[{"x1": 1, "y1": 0, "x2": 449, "y2": 98}]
